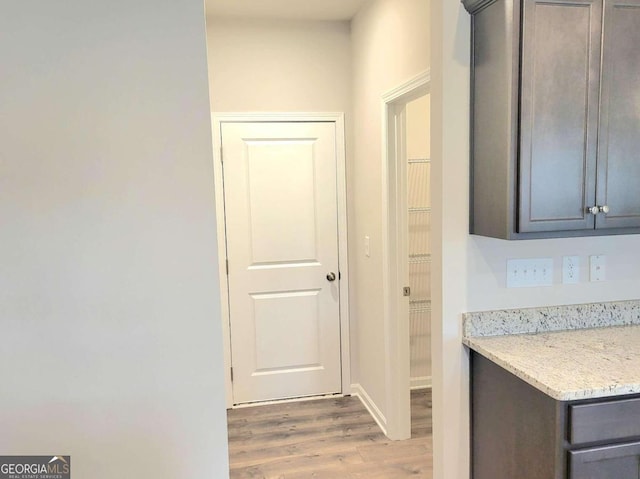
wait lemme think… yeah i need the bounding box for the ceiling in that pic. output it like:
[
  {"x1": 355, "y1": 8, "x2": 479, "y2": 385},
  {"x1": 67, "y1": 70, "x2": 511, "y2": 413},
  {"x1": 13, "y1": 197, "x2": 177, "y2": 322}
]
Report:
[{"x1": 205, "y1": 0, "x2": 372, "y2": 21}]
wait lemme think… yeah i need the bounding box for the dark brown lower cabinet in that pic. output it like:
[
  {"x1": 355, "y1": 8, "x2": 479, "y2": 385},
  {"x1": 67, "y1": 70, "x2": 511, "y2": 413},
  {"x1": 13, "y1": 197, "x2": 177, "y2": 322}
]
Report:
[
  {"x1": 471, "y1": 352, "x2": 640, "y2": 479},
  {"x1": 569, "y1": 443, "x2": 640, "y2": 478}
]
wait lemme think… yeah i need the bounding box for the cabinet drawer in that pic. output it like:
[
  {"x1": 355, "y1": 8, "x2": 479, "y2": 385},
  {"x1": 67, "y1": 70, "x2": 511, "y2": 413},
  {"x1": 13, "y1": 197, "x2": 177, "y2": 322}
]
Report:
[
  {"x1": 569, "y1": 441, "x2": 640, "y2": 479},
  {"x1": 570, "y1": 398, "x2": 640, "y2": 445}
]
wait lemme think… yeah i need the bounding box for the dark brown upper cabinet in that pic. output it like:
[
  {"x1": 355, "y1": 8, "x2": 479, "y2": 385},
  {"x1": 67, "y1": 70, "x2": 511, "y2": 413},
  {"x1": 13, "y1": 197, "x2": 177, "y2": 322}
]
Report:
[{"x1": 464, "y1": 0, "x2": 640, "y2": 239}]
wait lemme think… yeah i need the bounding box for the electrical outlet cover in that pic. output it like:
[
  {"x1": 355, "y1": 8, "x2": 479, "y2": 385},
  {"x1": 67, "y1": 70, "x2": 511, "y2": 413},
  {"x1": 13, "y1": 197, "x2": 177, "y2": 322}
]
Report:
[{"x1": 562, "y1": 256, "x2": 580, "y2": 284}]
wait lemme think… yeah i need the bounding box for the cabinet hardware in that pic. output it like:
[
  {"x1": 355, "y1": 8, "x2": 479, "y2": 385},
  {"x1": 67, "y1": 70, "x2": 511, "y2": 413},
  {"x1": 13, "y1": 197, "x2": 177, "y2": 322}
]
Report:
[
  {"x1": 587, "y1": 205, "x2": 610, "y2": 215},
  {"x1": 587, "y1": 206, "x2": 600, "y2": 215}
]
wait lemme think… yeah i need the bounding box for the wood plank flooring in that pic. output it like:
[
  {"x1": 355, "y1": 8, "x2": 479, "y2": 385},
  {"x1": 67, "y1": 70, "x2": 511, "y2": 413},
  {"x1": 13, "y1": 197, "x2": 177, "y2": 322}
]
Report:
[{"x1": 227, "y1": 390, "x2": 432, "y2": 478}]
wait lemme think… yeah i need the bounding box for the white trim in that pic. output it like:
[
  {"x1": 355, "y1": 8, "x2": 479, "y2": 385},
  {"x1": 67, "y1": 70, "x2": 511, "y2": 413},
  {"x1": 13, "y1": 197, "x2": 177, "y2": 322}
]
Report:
[
  {"x1": 351, "y1": 383, "x2": 388, "y2": 436},
  {"x1": 230, "y1": 392, "x2": 344, "y2": 409},
  {"x1": 410, "y1": 376, "x2": 433, "y2": 390},
  {"x1": 211, "y1": 112, "x2": 351, "y2": 408},
  {"x1": 382, "y1": 70, "x2": 432, "y2": 104},
  {"x1": 212, "y1": 111, "x2": 346, "y2": 122},
  {"x1": 334, "y1": 115, "x2": 352, "y2": 398},
  {"x1": 380, "y1": 70, "x2": 431, "y2": 440},
  {"x1": 211, "y1": 116, "x2": 233, "y2": 408}
]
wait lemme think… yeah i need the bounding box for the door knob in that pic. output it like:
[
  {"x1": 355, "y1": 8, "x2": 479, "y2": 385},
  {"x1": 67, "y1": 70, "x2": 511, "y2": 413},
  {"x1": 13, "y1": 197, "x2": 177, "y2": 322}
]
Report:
[
  {"x1": 599, "y1": 205, "x2": 610, "y2": 214},
  {"x1": 326, "y1": 272, "x2": 336, "y2": 282}
]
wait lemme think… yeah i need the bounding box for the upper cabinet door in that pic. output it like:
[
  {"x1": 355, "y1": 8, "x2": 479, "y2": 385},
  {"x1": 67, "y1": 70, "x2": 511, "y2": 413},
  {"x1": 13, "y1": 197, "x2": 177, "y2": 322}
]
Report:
[
  {"x1": 595, "y1": 0, "x2": 640, "y2": 229},
  {"x1": 518, "y1": 0, "x2": 602, "y2": 233}
]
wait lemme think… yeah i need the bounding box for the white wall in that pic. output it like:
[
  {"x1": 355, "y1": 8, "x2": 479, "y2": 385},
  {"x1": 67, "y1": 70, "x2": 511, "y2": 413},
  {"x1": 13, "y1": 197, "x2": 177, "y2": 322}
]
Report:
[
  {"x1": 432, "y1": 2, "x2": 640, "y2": 479},
  {"x1": 0, "y1": 2, "x2": 229, "y2": 478},
  {"x1": 206, "y1": 17, "x2": 351, "y2": 112},
  {"x1": 430, "y1": 1, "x2": 471, "y2": 477},
  {"x1": 468, "y1": 235, "x2": 640, "y2": 310},
  {"x1": 351, "y1": 0, "x2": 430, "y2": 427},
  {"x1": 406, "y1": 95, "x2": 431, "y2": 160}
]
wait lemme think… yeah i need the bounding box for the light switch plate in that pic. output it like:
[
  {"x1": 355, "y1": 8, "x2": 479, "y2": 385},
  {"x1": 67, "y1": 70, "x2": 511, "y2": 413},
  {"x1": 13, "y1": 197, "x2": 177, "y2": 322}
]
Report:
[{"x1": 507, "y1": 258, "x2": 554, "y2": 288}]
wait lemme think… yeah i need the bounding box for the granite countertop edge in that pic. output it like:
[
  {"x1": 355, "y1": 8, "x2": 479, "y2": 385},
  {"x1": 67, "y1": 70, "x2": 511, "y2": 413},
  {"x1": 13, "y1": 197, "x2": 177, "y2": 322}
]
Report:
[
  {"x1": 464, "y1": 334, "x2": 640, "y2": 401},
  {"x1": 463, "y1": 299, "x2": 640, "y2": 338},
  {"x1": 463, "y1": 299, "x2": 640, "y2": 402}
]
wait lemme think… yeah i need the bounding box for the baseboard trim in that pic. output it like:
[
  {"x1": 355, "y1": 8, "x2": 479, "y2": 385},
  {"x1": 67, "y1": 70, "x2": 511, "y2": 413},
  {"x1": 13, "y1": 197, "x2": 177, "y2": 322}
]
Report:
[
  {"x1": 351, "y1": 383, "x2": 388, "y2": 436},
  {"x1": 410, "y1": 376, "x2": 432, "y2": 390}
]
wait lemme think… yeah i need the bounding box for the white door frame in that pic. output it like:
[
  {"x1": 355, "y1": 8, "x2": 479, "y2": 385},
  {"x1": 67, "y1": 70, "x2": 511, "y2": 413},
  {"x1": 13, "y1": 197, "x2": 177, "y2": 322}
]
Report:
[
  {"x1": 381, "y1": 71, "x2": 431, "y2": 440},
  {"x1": 211, "y1": 112, "x2": 350, "y2": 408}
]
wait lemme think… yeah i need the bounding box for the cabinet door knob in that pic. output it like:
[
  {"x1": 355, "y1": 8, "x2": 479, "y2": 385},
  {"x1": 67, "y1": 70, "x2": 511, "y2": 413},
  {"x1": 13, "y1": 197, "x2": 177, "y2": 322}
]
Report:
[
  {"x1": 326, "y1": 272, "x2": 336, "y2": 282},
  {"x1": 599, "y1": 205, "x2": 610, "y2": 214},
  {"x1": 587, "y1": 206, "x2": 600, "y2": 215}
]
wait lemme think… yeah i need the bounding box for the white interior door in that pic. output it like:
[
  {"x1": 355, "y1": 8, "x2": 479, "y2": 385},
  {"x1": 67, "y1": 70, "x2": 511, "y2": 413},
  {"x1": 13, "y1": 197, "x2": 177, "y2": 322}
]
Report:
[{"x1": 221, "y1": 121, "x2": 342, "y2": 405}]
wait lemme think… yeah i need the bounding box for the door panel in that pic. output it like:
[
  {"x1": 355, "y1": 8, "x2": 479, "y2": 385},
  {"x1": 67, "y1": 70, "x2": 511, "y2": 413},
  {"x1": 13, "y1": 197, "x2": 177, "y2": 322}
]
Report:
[
  {"x1": 246, "y1": 140, "x2": 318, "y2": 263},
  {"x1": 596, "y1": 0, "x2": 640, "y2": 229},
  {"x1": 221, "y1": 121, "x2": 341, "y2": 405},
  {"x1": 252, "y1": 290, "x2": 321, "y2": 371},
  {"x1": 518, "y1": 0, "x2": 601, "y2": 232}
]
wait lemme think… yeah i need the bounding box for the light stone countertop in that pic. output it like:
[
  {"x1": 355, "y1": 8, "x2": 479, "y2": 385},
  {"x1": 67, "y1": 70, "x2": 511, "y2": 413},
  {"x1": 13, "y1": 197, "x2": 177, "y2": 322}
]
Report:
[
  {"x1": 463, "y1": 300, "x2": 640, "y2": 337},
  {"x1": 464, "y1": 325, "x2": 640, "y2": 401}
]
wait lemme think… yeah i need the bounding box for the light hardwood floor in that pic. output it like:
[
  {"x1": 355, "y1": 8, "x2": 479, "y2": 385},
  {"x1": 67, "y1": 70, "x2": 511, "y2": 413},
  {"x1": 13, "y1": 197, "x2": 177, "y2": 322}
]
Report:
[{"x1": 227, "y1": 390, "x2": 432, "y2": 478}]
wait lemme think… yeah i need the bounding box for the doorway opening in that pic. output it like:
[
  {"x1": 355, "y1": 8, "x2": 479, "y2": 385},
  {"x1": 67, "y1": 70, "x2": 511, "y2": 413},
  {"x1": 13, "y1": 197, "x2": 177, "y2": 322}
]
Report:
[
  {"x1": 381, "y1": 71, "x2": 431, "y2": 440},
  {"x1": 204, "y1": 1, "x2": 434, "y2": 477},
  {"x1": 211, "y1": 113, "x2": 351, "y2": 408}
]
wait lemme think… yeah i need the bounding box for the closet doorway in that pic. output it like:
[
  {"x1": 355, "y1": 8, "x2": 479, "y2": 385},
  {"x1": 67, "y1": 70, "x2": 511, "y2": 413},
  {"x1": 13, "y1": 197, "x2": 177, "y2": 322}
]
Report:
[
  {"x1": 382, "y1": 71, "x2": 431, "y2": 440},
  {"x1": 406, "y1": 95, "x2": 432, "y2": 393}
]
